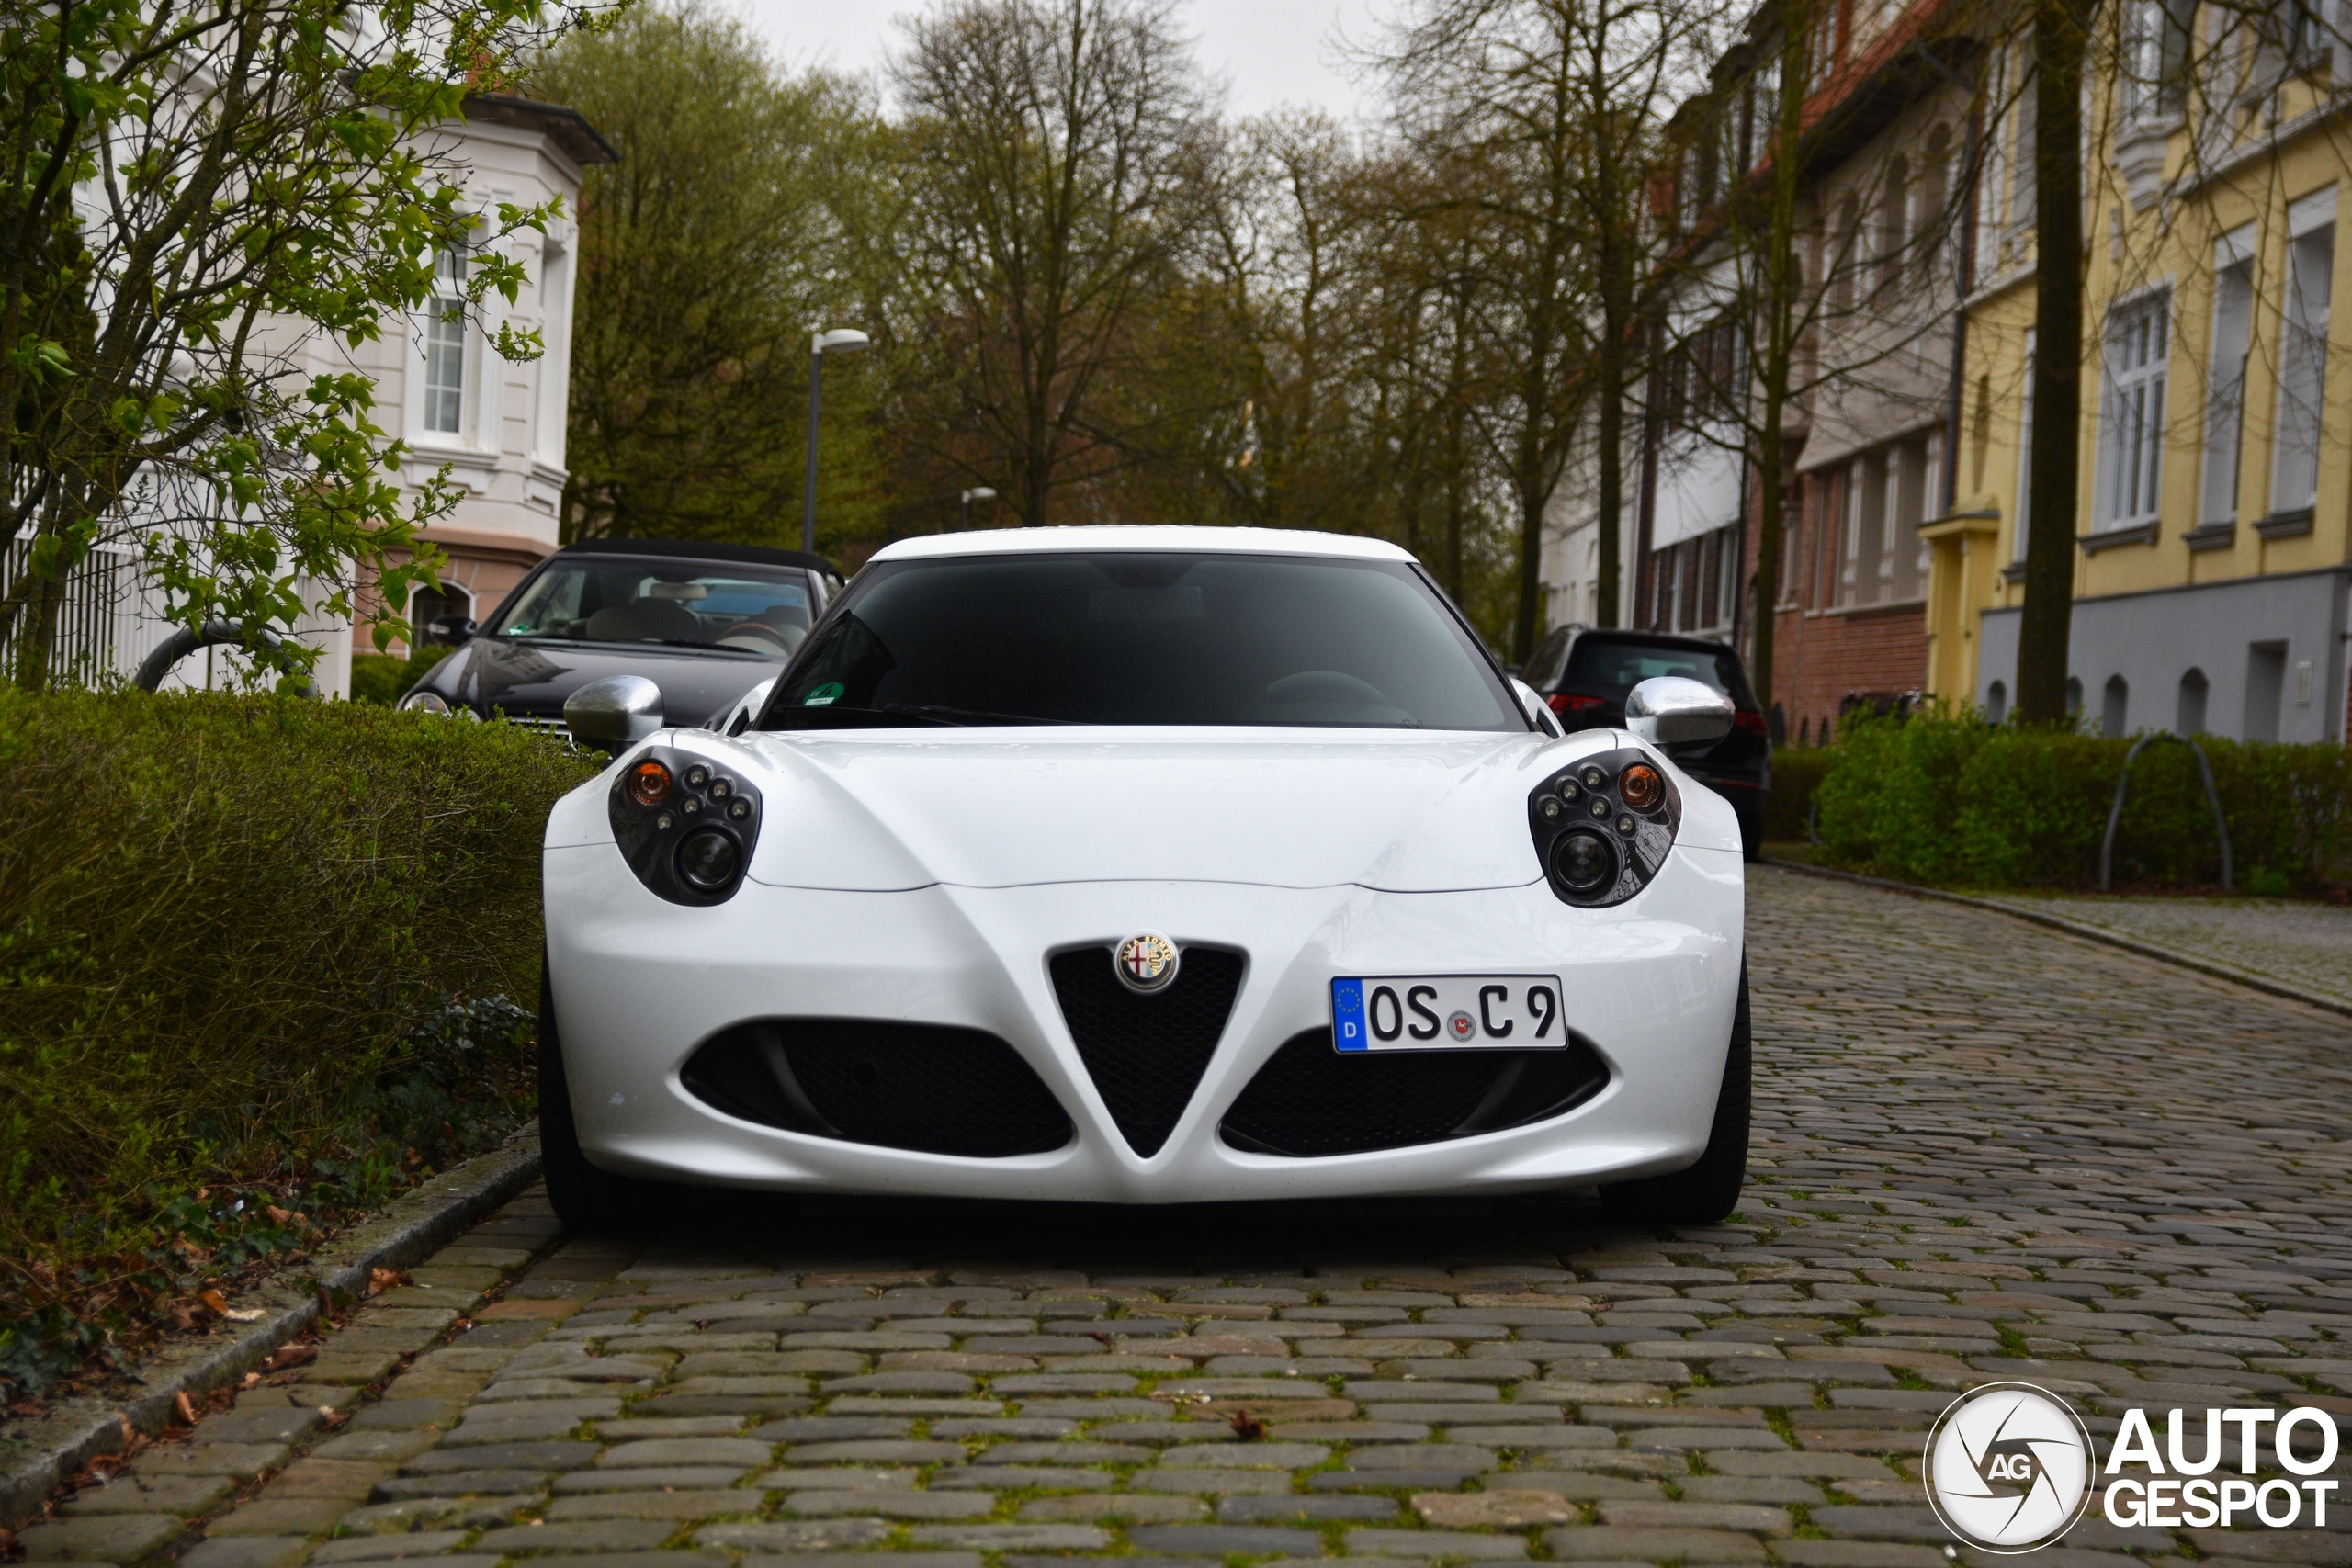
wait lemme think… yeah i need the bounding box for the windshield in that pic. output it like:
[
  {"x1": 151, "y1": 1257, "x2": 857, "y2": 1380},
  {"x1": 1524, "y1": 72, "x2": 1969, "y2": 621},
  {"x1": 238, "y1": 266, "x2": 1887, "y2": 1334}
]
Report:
[
  {"x1": 762, "y1": 551, "x2": 1522, "y2": 731},
  {"x1": 1564, "y1": 637, "x2": 1758, "y2": 709},
  {"x1": 494, "y1": 557, "x2": 814, "y2": 659}
]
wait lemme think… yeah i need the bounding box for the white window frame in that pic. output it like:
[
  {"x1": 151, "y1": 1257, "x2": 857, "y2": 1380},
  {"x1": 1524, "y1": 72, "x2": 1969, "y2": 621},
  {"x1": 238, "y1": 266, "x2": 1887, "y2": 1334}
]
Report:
[
  {"x1": 2013, "y1": 332, "x2": 2036, "y2": 561},
  {"x1": 2268, "y1": 188, "x2": 2336, "y2": 517},
  {"x1": 2098, "y1": 289, "x2": 2172, "y2": 532},
  {"x1": 419, "y1": 246, "x2": 473, "y2": 440},
  {"x1": 2203, "y1": 228, "x2": 2257, "y2": 525}
]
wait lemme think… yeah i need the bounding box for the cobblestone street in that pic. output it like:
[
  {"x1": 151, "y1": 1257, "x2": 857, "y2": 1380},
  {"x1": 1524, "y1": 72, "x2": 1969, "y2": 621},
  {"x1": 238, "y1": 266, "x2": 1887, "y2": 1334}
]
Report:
[{"x1": 24, "y1": 867, "x2": 2352, "y2": 1568}]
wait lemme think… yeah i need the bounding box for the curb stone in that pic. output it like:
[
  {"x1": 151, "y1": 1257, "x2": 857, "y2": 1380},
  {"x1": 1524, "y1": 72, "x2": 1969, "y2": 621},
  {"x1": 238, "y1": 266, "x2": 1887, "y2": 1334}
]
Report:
[
  {"x1": 1, "y1": 1122, "x2": 544, "y2": 1525},
  {"x1": 1759, "y1": 858, "x2": 2352, "y2": 1021}
]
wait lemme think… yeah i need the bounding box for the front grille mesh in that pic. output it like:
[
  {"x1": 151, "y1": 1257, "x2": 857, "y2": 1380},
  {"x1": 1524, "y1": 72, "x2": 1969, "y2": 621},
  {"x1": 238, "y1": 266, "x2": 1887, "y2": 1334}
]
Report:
[
  {"x1": 680, "y1": 1021, "x2": 1071, "y2": 1157},
  {"x1": 1049, "y1": 945, "x2": 1245, "y2": 1157},
  {"x1": 1220, "y1": 1029, "x2": 1611, "y2": 1157}
]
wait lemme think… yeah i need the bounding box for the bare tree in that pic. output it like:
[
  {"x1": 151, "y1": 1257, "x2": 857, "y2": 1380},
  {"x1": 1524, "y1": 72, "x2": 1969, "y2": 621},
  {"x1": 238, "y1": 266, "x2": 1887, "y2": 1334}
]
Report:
[{"x1": 890, "y1": 0, "x2": 1217, "y2": 525}]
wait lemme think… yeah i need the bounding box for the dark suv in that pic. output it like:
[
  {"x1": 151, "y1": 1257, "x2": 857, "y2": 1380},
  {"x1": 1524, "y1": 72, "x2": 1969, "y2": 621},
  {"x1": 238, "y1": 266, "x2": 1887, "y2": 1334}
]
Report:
[{"x1": 1521, "y1": 626, "x2": 1770, "y2": 859}]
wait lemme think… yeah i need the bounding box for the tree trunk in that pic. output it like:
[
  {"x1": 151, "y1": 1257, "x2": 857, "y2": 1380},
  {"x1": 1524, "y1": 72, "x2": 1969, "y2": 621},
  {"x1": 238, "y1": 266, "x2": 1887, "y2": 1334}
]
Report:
[
  {"x1": 2016, "y1": 0, "x2": 2089, "y2": 724},
  {"x1": 1595, "y1": 321, "x2": 1625, "y2": 628}
]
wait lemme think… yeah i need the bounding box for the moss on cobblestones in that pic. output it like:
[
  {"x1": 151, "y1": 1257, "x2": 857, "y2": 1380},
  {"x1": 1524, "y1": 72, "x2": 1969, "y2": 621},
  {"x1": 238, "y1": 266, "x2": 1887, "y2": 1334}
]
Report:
[{"x1": 21, "y1": 867, "x2": 2352, "y2": 1565}]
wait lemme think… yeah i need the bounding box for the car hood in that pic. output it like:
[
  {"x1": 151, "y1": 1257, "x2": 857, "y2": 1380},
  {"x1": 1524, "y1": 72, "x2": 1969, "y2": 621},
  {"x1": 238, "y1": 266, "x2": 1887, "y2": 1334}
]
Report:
[
  {"x1": 549, "y1": 727, "x2": 1731, "y2": 892},
  {"x1": 422, "y1": 637, "x2": 781, "y2": 726}
]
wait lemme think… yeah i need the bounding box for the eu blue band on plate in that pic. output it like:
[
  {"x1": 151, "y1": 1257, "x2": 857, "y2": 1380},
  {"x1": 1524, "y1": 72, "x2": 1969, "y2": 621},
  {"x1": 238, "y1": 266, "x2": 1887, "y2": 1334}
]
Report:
[{"x1": 1330, "y1": 977, "x2": 1367, "y2": 1052}]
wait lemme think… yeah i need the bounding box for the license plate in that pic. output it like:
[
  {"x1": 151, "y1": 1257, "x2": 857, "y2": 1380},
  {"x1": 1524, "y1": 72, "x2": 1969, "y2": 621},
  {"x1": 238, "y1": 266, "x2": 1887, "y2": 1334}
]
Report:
[{"x1": 1330, "y1": 975, "x2": 1566, "y2": 1053}]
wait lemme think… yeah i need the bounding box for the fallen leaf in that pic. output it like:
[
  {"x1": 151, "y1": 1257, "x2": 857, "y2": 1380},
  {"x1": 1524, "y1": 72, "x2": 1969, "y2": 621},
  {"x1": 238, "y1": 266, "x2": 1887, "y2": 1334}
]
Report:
[
  {"x1": 368, "y1": 1268, "x2": 404, "y2": 1295},
  {"x1": 264, "y1": 1206, "x2": 293, "y2": 1225},
  {"x1": 1228, "y1": 1409, "x2": 1267, "y2": 1440},
  {"x1": 265, "y1": 1344, "x2": 318, "y2": 1373},
  {"x1": 222, "y1": 1308, "x2": 267, "y2": 1324},
  {"x1": 173, "y1": 1391, "x2": 198, "y2": 1427},
  {"x1": 1086, "y1": 1330, "x2": 1113, "y2": 1346},
  {"x1": 241, "y1": 1373, "x2": 260, "y2": 1390},
  {"x1": 318, "y1": 1407, "x2": 350, "y2": 1430},
  {"x1": 198, "y1": 1289, "x2": 229, "y2": 1315}
]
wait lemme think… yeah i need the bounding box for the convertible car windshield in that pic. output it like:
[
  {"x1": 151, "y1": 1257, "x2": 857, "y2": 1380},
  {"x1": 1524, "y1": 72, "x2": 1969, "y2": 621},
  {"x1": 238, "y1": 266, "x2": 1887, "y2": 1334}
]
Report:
[
  {"x1": 498, "y1": 556, "x2": 814, "y2": 659},
  {"x1": 763, "y1": 551, "x2": 1522, "y2": 730}
]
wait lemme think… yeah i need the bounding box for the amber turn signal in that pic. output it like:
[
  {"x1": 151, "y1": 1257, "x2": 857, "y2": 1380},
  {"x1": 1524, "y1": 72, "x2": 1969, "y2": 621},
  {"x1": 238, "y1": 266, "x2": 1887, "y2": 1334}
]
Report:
[
  {"x1": 1618, "y1": 762, "x2": 1664, "y2": 811},
  {"x1": 628, "y1": 760, "x2": 673, "y2": 808}
]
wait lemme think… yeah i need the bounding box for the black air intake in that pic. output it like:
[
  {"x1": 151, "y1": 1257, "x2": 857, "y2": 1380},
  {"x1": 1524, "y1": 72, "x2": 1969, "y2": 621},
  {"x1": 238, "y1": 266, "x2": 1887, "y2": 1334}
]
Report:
[
  {"x1": 1048, "y1": 945, "x2": 1245, "y2": 1157},
  {"x1": 681, "y1": 1021, "x2": 1071, "y2": 1157},
  {"x1": 1220, "y1": 1028, "x2": 1610, "y2": 1156}
]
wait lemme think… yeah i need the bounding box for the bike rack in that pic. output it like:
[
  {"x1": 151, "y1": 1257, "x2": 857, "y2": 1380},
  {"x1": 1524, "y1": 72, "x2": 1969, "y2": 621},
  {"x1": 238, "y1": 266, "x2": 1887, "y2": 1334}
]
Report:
[
  {"x1": 2100, "y1": 730, "x2": 2231, "y2": 892},
  {"x1": 133, "y1": 619, "x2": 318, "y2": 698}
]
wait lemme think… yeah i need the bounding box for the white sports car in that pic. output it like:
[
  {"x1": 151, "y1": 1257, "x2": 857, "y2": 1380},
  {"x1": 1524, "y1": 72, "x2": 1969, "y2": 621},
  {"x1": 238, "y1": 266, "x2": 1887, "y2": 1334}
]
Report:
[{"x1": 538, "y1": 526, "x2": 1749, "y2": 1229}]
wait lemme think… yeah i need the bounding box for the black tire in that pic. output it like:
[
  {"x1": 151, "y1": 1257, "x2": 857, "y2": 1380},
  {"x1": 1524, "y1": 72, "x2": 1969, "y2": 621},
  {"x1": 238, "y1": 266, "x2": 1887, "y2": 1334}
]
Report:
[
  {"x1": 1602, "y1": 962, "x2": 1752, "y2": 1228},
  {"x1": 538, "y1": 964, "x2": 668, "y2": 1233},
  {"x1": 1738, "y1": 808, "x2": 1764, "y2": 863}
]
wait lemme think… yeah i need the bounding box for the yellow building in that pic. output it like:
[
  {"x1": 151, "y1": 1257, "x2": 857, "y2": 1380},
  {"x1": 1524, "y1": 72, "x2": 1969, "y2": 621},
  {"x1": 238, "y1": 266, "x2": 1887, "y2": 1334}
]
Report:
[{"x1": 1928, "y1": 15, "x2": 2352, "y2": 741}]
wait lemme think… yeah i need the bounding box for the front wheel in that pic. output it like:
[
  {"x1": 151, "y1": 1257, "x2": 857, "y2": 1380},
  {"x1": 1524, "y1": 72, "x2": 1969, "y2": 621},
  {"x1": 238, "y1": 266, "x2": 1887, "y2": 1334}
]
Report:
[
  {"x1": 538, "y1": 964, "x2": 669, "y2": 1233},
  {"x1": 1601, "y1": 962, "x2": 1751, "y2": 1228}
]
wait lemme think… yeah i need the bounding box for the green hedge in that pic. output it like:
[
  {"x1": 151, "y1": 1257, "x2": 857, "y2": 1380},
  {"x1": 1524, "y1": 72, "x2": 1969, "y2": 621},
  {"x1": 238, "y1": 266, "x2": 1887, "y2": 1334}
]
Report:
[
  {"x1": 1764, "y1": 747, "x2": 1834, "y2": 840},
  {"x1": 0, "y1": 692, "x2": 595, "y2": 1393},
  {"x1": 350, "y1": 645, "x2": 452, "y2": 705},
  {"x1": 1812, "y1": 708, "x2": 2352, "y2": 890}
]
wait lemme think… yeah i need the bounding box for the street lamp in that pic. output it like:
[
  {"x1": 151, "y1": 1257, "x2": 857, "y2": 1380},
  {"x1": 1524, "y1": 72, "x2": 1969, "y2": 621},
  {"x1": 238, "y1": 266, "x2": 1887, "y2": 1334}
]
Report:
[
  {"x1": 802, "y1": 327, "x2": 871, "y2": 553},
  {"x1": 959, "y1": 487, "x2": 997, "y2": 531}
]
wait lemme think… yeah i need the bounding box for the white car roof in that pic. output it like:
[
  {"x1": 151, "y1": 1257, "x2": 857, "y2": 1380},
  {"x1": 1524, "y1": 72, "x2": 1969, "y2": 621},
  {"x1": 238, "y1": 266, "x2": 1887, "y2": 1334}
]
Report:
[{"x1": 867, "y1": 525, "x2": 1418, "y2": 565}]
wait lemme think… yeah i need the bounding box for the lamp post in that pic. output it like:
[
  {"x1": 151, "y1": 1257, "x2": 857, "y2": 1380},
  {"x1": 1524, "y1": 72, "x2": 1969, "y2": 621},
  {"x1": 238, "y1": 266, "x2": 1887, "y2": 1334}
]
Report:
[
  {"x1": 802, "y1": 327, "x2": 871, "y2": 553},
  {"x1": 959, "y1": 487, "x2": 997, "y2": 531}
]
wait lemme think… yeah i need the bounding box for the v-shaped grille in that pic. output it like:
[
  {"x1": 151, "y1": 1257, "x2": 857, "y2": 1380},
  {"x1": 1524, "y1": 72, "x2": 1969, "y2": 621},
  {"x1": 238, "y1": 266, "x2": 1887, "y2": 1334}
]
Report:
[{"x1": 1048, "y1": 944, "x2": 1245, "y2": 1157}]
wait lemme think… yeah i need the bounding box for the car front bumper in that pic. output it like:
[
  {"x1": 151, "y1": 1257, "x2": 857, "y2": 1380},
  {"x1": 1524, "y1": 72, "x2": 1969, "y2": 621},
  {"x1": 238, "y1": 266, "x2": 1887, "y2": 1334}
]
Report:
[{"x1": 544, "y1": 845, "x2": 1746, "y2": 1203}]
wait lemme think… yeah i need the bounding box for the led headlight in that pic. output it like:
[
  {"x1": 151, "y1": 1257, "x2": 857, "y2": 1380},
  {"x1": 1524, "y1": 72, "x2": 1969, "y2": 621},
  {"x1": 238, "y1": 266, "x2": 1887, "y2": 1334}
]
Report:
[
  {"x1": 1527, "y1": 746, "x2": 1680, "y2": 908},
  {"x1": 607, "y1": 745, "x2": 763, "y2": 906}
]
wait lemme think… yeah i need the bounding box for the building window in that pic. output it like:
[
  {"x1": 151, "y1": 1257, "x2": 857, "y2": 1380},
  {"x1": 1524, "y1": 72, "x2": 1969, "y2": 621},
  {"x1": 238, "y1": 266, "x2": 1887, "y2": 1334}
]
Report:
[
  {"x1": 2102, "y1": 673, "x2": 2131, "y2": 737},
  {"x1": 2270, "y1": 219, "x2": 2333, "y2": 516},
  {"x1": 2203, "y1": 254, "x2": 2254, "y2": 524},
  {"x1": 2098, "y1": 292, "x2": 2170, "y2": 531},
  {"x1": 2123, "y1": 0, "x2": 2196, "y2": 118},
  {"x1": 2013, "y1": 336, "x2": 2036, "y2": 561},
  {"x1": 2177, "y1": 666, "x2": 2209, "y2": 732},
  {"x1": 411, "y1": 582, "x2": 475, "y2": 642},
  {"x1": 423, "y1": 248, "x2": 469, "y2": 436}
]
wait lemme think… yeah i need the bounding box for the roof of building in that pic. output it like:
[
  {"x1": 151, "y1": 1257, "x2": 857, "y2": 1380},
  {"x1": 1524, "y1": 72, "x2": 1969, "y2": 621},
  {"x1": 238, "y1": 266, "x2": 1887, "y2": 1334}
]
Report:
[{"x1": 462, "y1": 94, "x2": 620, "y2": 166}]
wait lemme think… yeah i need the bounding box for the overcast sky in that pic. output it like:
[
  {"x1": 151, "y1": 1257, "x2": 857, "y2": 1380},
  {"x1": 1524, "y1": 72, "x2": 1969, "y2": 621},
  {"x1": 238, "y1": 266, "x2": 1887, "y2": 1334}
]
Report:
[{"x1": 731, "y1": 0, "x2": 1385, "y2": 122}]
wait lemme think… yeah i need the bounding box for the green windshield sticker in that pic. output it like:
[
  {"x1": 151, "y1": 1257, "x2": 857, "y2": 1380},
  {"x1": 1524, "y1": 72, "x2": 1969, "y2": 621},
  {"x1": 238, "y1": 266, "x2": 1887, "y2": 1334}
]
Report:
[{"x1": 804, "y1": 682, "x2": 844, "y2": 707}]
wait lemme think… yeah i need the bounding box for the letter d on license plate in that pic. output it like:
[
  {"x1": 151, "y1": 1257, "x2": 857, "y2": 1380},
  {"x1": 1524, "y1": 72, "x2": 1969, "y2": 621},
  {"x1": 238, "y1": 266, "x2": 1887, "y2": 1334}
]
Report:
[{"x1": 1330, "y1": 975, "x2": 1566, "y2": 1053}]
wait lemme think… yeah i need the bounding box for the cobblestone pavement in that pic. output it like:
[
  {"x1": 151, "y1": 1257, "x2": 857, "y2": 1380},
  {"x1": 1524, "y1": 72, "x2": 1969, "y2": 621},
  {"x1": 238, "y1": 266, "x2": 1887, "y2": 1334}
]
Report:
[
  {"x1": 1974, "y1": 892, "x2": 2352, "y2": 1007},
  {"x1": 23, "y1": 868, "x2": 2352, "y2": 1568}
]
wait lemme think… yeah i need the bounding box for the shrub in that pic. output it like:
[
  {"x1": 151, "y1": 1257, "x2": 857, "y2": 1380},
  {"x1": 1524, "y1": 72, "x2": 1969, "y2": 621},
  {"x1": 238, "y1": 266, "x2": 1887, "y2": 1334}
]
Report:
[
  {"x1": 1763, "y1": 748, "x2": 1833, "y2": 840},
  {"x1": 350, "y1": 645, "x2": 453, "y2": 705},
  {"x1": 1809, "y1": 707, "x2": 2352, "y2": 890},
  {"x1": 0, "y1": 692, "x2": 595, "y2": 1393}
]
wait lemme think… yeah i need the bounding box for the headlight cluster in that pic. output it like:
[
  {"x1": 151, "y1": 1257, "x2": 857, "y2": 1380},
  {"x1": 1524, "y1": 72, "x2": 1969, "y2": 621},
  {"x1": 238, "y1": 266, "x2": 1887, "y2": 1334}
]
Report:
[
  {"x1": 1527, "y1": 746, "x2": 1680, "y2": 908},
  {"x1": 606, "y1": 747, "x2": 763, "y2": 906}
]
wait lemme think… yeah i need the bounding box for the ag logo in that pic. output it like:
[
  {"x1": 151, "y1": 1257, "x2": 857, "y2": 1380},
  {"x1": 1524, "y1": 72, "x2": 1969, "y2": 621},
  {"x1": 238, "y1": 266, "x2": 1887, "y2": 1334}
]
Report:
[
  {"x1": 1924, "y1": 1382, "x2": 2095, "y2": 1553},
  {"x1": 1113, "y1": 931, "x2": 1181, "y2": 994}
]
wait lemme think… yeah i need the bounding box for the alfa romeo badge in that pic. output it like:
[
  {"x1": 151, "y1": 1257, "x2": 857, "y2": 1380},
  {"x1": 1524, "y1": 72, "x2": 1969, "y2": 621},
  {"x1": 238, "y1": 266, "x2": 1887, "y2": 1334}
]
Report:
[{"x1": 1114, "y1": 931, "x2": 1182, "y2": 994}]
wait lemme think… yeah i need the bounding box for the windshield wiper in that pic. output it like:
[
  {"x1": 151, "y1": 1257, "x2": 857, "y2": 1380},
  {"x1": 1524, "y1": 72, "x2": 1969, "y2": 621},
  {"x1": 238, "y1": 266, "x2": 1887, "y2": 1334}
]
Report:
[{"x1": 881, "y1": 703, "x2": 1080, "y2": 727}]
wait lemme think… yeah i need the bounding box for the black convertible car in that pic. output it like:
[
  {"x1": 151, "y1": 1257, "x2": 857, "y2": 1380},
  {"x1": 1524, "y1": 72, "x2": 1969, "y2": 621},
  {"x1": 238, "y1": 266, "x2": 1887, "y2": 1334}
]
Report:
[{"x1": 398, "y1": 537, "x2": 843, "y2": 739}]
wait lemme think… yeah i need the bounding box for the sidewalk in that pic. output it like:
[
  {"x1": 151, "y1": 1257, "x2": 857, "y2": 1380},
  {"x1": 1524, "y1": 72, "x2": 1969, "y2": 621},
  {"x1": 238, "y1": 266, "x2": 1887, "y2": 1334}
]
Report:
[{"x1": 1974, "y1": 892, "x2": 2352, "y2": 1009}]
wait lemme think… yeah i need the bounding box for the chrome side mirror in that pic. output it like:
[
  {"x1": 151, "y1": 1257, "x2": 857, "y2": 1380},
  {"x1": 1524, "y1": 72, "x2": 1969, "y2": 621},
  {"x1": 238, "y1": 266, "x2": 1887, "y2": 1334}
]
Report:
[
  {"x1": 566, "y1": 675, "x2": 665, "y2": 750},
  {"x1": 1626, "y1": 675, "x2": 1734, "y2": 749}
]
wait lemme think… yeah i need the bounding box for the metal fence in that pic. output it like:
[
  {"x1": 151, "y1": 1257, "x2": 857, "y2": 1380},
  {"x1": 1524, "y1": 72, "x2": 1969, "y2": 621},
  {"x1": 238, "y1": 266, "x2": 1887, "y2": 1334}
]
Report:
[{"x1": 0, "y1": 530, "x2": 136, "y2": 686}]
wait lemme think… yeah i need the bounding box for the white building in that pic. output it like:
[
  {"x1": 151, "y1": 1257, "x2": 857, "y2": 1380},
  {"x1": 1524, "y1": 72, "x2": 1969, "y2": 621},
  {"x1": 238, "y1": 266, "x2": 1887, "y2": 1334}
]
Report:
[{"x1": 11, "y1": 95, "x2": 613, "y2": 697}]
